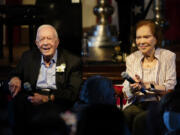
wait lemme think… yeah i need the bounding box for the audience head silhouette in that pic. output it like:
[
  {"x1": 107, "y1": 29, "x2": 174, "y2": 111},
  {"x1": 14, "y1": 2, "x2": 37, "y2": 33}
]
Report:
[
  {"x1": 79, "y1": 75, "x2": 116, "y2": 105},
  {"x1": 76, "y1": 104, "x2": 130, "y2": 135},
  {"x1": 160, "y1": 90, "x2": 180, "y2": 134}
]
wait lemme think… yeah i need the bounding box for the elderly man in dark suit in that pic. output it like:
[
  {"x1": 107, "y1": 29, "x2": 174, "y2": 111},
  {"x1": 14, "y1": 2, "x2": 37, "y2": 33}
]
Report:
[{"x1": 8, "y1": 24, "x2": 82, "y2": 135}]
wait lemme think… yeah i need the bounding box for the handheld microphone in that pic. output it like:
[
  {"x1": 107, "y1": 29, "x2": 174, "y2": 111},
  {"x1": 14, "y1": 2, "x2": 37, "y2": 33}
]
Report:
[
  {"x1": 0, "y1": 80, "x2": 4, "y2": 87},
  {"x1": 0, "y1": 80, "x2": 4, "y2": 90},
  {"x1": 121, "y1": 72, "x2": 136, "y2": 84},
  {"x1": 121, "y1": 72, "x2": 146, "y2": 94},
  {"x1": 23, "y1": 82, "x2": 34, "y2": 96}
]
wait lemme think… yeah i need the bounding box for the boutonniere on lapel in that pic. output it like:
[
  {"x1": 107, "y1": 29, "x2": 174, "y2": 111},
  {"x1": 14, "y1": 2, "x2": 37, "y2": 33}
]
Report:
[{"x1": 56, "y1": 63, "x2": 66, "y2": 73}]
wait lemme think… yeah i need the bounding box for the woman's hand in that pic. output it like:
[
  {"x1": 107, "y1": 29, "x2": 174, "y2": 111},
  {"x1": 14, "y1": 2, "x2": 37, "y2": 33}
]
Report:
[{"x1": 130, "y1": 74, "x2": 143, "y2": 91}]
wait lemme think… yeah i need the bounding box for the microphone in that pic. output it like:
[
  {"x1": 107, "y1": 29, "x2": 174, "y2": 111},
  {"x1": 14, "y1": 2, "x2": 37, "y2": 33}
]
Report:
[
  {"x1": 23, "y1": 82, "x2": 34, "y2": 96},
  {"x1": 121, "y1": 72, "x2": 146, "y2": 94},
  {"x1": 0, "y1": 80, "x2": 4, "y2": 89},
  {"x1": 121, "y1": 72, "x2": 136, "y2": 84}
]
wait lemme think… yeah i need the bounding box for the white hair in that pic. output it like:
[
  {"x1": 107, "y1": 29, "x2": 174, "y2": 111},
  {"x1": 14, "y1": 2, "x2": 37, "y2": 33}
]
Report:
[{"x1": 36, "y1": 24, "x2": 59, "y2": 41}]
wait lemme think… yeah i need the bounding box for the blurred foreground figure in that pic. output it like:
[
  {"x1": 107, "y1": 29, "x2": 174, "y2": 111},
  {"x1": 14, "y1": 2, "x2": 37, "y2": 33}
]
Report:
[
  {"x1": 76, "y1": 104, "x2": 131, "y2": 135},
  {"x1": 73, "y1": 75, "x2": 116, "y2": 112},
  {"x1": 160, "y1": 89, "x2": 180, "y2": 135}
]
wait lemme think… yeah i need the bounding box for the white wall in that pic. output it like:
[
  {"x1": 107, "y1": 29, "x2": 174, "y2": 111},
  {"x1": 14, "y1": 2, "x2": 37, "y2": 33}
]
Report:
[{"x1": 82, "y1": 0, "x2": 96, "y2": 28}]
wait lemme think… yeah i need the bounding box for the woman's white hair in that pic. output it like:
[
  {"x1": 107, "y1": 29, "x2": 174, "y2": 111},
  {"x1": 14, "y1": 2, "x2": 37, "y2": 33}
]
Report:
[{"x1": 36, "y1": 24, "x2": 59, "y2": 41}]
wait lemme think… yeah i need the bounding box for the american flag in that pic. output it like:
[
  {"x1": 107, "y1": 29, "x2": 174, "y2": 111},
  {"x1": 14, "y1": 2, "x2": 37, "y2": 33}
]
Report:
[{"x1": 131, "y1": 0, "x2": 145, "y2": 25}]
